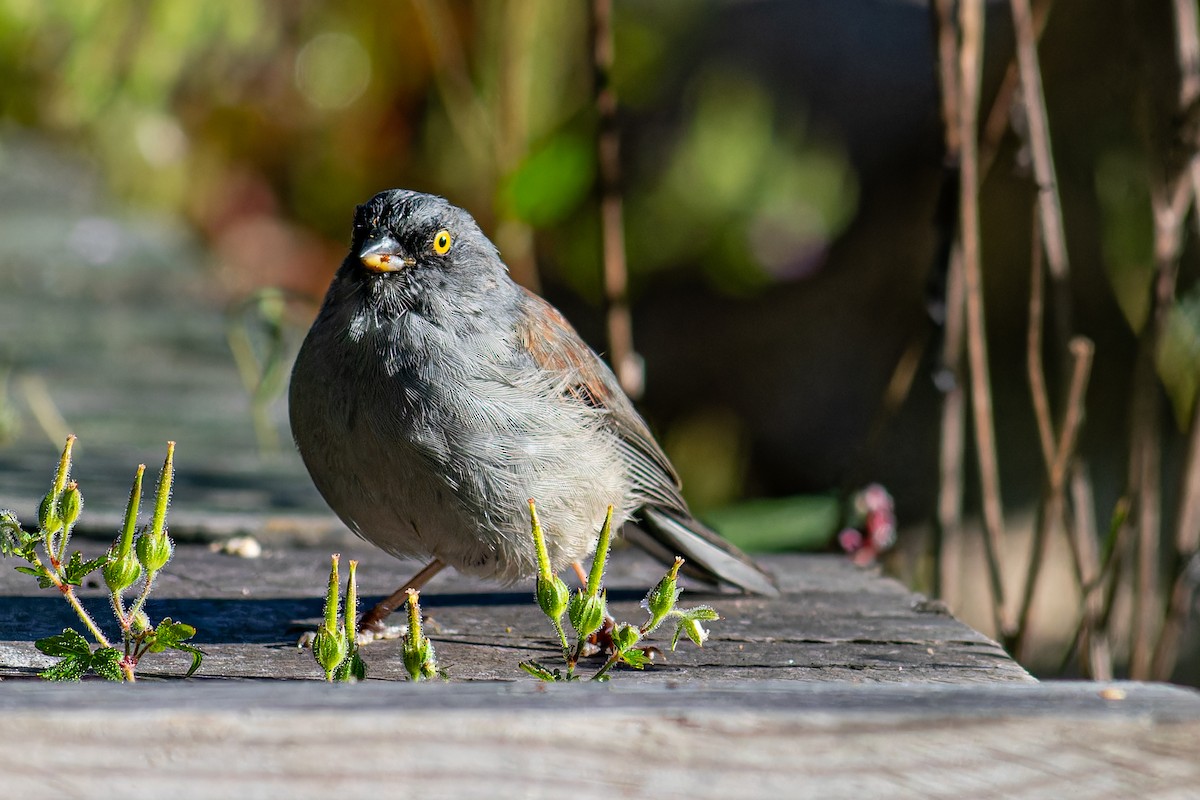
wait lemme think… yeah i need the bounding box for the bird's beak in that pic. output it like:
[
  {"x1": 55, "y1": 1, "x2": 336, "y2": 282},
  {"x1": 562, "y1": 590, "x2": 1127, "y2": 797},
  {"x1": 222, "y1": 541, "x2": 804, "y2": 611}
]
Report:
[{"x1": 359, "y1": 233, "x2": 411, "y2": 273}]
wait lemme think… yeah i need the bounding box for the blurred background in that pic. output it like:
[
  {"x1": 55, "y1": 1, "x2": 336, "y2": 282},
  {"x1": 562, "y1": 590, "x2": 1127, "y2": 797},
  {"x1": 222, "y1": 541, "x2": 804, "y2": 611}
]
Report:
[{"x1": 0, "y1": 0, "x2": 1197, "y2": 683}]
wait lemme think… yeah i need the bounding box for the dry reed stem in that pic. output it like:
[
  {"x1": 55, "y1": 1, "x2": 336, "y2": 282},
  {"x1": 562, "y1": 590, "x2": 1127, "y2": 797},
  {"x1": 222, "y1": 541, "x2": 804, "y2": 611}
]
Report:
[
  {"x1": 1147, "y1": 0, "x2": 1200, "y2": 683},
  {"x1": 1128, "y1": 0, "x2": 1200, "y2": 676},
  {"x1": 1025, "y1": 214, "x2": 1056, "y2": 471},
  {"x1": 959, "y1": 0, "x2": 1013, "y2": 639},
  {"x1": 1013, "y1": 336, "x2": 1094, "y2": 658},
  {"x1": 1070, "y1": 465, "x2": 1113, "y2": 679},
  {"x1": 980, "y1": 0, "x2": 1053, "y2": 178},
  {"x1": 591, "y1": 0, "x2": 642, "y2": 399},
  {"x1": 937, "y1": 249, "x2": 967, "y2": 604},
  {"x1": 929, "y1": 0, "x2": 963, "y2": 601},
  {"x1": 1010, "y1": 0, "x2": 1069, "y2": 281}
]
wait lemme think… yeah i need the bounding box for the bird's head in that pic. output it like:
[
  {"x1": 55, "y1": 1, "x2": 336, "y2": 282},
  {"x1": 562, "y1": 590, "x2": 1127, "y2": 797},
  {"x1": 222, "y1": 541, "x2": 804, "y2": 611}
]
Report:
[{"x1": 338, "y1": 189, "x2": 508, "y2": 310}]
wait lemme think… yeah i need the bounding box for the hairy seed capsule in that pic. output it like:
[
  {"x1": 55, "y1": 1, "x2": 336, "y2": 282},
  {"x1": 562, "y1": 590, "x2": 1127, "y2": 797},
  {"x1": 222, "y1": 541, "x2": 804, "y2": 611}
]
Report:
[
  {"x1": 38, "y1": 492, "x2": 62, "y2": 534},
  {"x1": 57, "y1": 484, "x2": 82, "y2": 527},
  {"x1": 102, "y1": 551, "x2": 143, "y2": 594},
  {"x1": 135, "y1": 531, "x2": 173, "y2": 572}
]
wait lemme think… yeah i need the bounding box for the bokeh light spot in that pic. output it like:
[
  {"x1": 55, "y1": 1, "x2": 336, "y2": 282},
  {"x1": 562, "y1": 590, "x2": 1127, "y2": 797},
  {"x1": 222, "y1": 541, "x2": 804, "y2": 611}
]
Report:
[{"x1": 294, "y1": 32, "x2": 371, "y2": 111}]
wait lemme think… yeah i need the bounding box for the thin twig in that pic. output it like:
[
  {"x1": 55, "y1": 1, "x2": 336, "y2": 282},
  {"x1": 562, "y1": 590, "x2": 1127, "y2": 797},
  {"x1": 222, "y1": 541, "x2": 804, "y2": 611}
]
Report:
[
  {"x1": 591, "y1": 0, "x2": 642, "y2": 398},
  {"x1": 931, "y1": 0, "x2": 964, "y2": 601},
  {"x1": 1128, "y1": 334, "x2": 1164, "y2": 680},
  {"x1": 937, "y1": 249, "x2": 967, "y2": 604},
  {"x1": 933, "y1": 0, "x2": 960, "y2": 160},
  {"x1": 1070, "y1": 463, "x2": 1112, "y2": 679},
  {"x1": 1147, "y1": 0, "x2": 1200, "y2": 684},
  {"x1": 980, "y1": 0, "x2": 1053, "y2": 179},
  {"x1": 1120, "y1": 0, "x2": 1200, "y2": 680},
  {"x1": 1013, "y1": 336, "x2": 1094, "y2": 658},
  {"x1": 1154, "y1": 559, "x2": 1200, "y2": 681},
  {"x1": 1152, "y1": 383, "x2": 1200, "y2": 679},
  {"x1": 1020, "y1": 200, "x2": 1097, "y2": 665},
  {"x1": 1026, "y1": 211, "x2": 1056, "y2": 470},
  {"x1": 959, "y1": 0, "x2": 1013, "y2": 640},
  {"x1": 1009, "y1": 0, "x2": 1069, "y2": 281}
]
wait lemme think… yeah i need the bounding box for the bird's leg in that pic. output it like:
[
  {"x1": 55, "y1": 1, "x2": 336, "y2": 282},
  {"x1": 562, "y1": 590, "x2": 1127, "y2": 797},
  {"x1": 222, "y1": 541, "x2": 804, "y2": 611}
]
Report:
[
  {"x1": 357, "y1": 558, "x2": 446, "y2": 641},
  {"x1": 571, "y1": 560, "x2": 589, "y2": 586}
]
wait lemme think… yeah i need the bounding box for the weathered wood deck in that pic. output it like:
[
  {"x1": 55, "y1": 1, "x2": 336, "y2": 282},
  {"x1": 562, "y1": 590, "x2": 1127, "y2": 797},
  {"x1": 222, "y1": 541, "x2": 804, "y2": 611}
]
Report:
[
  {"x1": 2, "y1": 196, "x2": 1199, "y2": 798},
  {"x1": 3, "y1": 542, "x2": 1199, "y2": 798},
  {"x1": 0, "y1": 545, "x2": 1026, "y2": 684},
  {"x1": 3, "y1": 679, "x2": 1198, "y2": 799}
]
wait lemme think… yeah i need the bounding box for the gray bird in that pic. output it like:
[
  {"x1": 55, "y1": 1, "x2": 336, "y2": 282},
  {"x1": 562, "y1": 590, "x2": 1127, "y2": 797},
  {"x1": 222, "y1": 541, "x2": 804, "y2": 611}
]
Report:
[{"x1": 289, "y1": 189, "x2": 777, "y2": 632}]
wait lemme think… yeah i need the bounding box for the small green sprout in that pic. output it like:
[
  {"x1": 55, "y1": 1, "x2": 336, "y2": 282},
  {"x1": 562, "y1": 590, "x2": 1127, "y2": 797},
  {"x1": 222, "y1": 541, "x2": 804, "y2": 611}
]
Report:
[
  {"x1": 401, "y1": 588, "x2": 440, "y2": 681},
  {"x1": 520, "y1": 502, "x2": 720, "y2": 682},
  {"x1": 312, "y1": 553, "x2": 366, "y2": 682},
  {"x1": 0, "y1": 436, "x2": 202, "y2": 681}
]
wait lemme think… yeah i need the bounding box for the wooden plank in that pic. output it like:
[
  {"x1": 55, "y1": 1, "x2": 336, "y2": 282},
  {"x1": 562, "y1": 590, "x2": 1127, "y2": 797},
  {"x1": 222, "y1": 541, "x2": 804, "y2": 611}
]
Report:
[
  {"x1": 0, "y1": 541, "x2": 1028, "y2": 684},
  {"x1": 0, "y1": 680, "x2": 1195, "y2": 799}
]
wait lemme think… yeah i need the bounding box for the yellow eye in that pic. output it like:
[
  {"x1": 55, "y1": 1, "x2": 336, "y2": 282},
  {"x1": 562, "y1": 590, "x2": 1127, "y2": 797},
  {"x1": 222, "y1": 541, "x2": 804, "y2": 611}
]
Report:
[{"x1": 433, "y1": 229, "x2": 452, "y2": 255}]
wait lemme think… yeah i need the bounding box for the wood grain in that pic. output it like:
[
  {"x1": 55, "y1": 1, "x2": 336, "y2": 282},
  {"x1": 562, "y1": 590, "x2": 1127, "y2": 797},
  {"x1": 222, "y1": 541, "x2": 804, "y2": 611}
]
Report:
[
  {"x1": 0, "y1": 680, "x2": 1196, "y2": 799},
  {"x1": 1, "y1": 545, "x2": 1028, "y2": 684}
]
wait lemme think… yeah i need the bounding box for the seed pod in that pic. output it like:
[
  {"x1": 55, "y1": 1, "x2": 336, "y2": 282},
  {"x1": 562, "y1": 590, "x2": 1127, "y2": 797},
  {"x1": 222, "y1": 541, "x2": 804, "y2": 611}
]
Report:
[
  {"x1": 536, "y1": 573, "x2": 570, "y2": 621},
  {"x1": 102, "y1": 550, "x2": 143, "y2": 594},
  {"x1": 135, "y1": 531, "x2": 173, "y2": 572},
  {"x1": 38, "y1": 492, "x2": 62, "y2": 534},
  {"x1": 57, "y1": 483, "x2": 83, "y2": 527},
  {"x1": 568, "y1": 590, "x2": 605, "y2": 638}
]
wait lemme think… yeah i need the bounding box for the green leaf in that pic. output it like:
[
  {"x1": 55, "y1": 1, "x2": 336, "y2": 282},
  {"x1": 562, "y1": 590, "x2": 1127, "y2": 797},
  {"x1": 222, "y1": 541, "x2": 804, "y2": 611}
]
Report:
[
  {"x1": 141, "y1": 618, "x2": 204, "y2": 674},
  {"x1": 62, "y1": 551, "x2": 107, "y2": 586},
  {"x1": 683, "y1": 606, "x2": 719, "y2": 622},
  {"x1": 39, "y1": 655, "x2": 88, "y2": 682},
  {"x1": 518, "y1": 660, "x2": 564, "y2": 682},
  {"x1": 90, "y1": 648, "x2": 124, "y2": 682},
  {"x1": 620, "y1": 649, "x2": 651, "y2": 670},
  {"x1": 498, "y1": 133, "x2": 595, "y2": 227},
  {"x1": 36, "y1": 628, "x2": 92, "y2": 659},
  {"x1": 1157, "y1": 288, "x2": 1200, "y2": 430},
  {"x1": 172, "y1": 642, "x2": 204, "y2": 678},
  {"x1": 1095, "y1": 150, "x2": 1155, "y2": 332},
  {"x1": 0, "y1": 510, "x2": 34, "y2": 557},
  {"x1": 147, "y1": 618, "x2": 197, "y2": 652},
  {"x1": 17, "y1": 560, "x2": 57, "y2": 589}
]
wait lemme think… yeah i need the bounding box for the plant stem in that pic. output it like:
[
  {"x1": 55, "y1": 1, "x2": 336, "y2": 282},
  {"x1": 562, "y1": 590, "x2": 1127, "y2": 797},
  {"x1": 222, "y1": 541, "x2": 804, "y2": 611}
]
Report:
[
  {"x1": 126, "y1": 570, "x2": 159, "y2": 625},
  {"x1": 592, "y1": 0, "x2": 642, "y2": 398},
  {"x1": 590, "y1": 650, "x2": 623, "y2": 682},
  {"x1": 1010, "y1": 0, "x2": 1069, "y2": 282},
  {"x1": 959, "y1": 0, "x2": 1013, "y2": 641},
  {"x1": 1013, "y1": 337, "x2": 1094, "y2": 659},
  {"x1": 552, "y1": 617, "x2": 571, "y2": 663},
  {"x1": 29, "y1": 550, "x2": 111, "y2": 649}
]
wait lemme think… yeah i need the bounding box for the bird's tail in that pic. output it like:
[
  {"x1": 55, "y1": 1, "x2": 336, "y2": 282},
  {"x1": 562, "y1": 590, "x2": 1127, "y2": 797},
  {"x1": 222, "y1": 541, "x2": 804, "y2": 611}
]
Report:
[{"x1": 627, "y1": 507, "x2": 780, "y2": 596}]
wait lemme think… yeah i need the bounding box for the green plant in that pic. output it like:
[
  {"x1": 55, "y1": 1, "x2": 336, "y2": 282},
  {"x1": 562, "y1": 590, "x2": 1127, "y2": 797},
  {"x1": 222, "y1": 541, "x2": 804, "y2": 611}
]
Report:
[
  {"x1": 0, "y1": 436, "x2": 203, "y2": 681},
  {"x1": 519, "y1": 500, "x2": 719, "y2": 682},
  {"x1": 400, "y1": 588, "x2": 441, "y2": 681},
  {"x1": 311, "y1": 555, "x2": 441, "y2": 682},
  {"x1": 311, "y1": 553, "x2": 366, "y2": 682}
]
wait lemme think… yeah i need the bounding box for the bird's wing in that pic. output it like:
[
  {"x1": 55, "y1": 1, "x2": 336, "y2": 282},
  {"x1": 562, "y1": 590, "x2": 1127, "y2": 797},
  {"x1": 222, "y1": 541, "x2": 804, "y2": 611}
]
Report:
[
  {"x1": 514, "y1": 288, "x2": 779, "y2": 596},
  {"x1": 514, "y1": 287, "x2": 688, "y2": 514}
]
